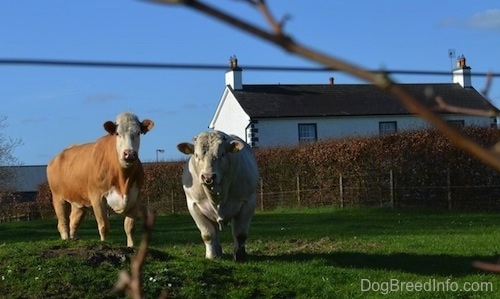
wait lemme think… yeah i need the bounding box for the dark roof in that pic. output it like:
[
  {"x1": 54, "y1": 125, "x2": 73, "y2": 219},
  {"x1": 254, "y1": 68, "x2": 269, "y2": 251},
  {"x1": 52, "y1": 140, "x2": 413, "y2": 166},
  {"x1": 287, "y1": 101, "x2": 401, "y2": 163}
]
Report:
[
  {"x1": 0, "y1": 165, "x2": 47, "y2": 192},
  {"x1": 232, "y1": 83, "x2": 492, "y2": 118}
]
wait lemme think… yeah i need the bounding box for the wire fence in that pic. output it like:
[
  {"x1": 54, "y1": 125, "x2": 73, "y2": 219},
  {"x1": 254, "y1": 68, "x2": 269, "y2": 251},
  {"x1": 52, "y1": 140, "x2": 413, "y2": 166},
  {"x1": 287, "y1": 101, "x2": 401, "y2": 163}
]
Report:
[
  {"x1": 2, "y1": 170, "x2": 498, "y2": 222},
  {"x1": 258, "y1": 177, "x2": 500, "y2": 211},
  {"x1": 255, "y1": 172, "x2": 500, "y2": 211}
]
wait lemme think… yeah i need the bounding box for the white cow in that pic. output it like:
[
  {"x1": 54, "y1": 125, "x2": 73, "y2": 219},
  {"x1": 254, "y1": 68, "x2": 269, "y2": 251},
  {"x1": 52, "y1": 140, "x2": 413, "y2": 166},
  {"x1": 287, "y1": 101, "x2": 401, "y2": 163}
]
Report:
[
  {"x1": 177, "y1": 130, "x2": 259, "y2": 262},
  {"x1": 46, "y1": 112, "x2": 154, "y2": 247}
]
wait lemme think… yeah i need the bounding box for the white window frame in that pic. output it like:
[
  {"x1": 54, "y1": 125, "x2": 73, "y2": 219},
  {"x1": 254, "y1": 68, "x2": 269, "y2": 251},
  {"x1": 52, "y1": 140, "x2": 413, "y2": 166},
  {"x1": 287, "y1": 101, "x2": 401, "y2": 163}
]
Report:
[
  {"x1": 379, "y1": 121, "x2": 397, "y2": 135},
  {"x1": 447, "y1": 120, "x2": 465, "y2": 128},
  {"x1": 298, "y1": 123, "x2": 317, "y2": 142}
]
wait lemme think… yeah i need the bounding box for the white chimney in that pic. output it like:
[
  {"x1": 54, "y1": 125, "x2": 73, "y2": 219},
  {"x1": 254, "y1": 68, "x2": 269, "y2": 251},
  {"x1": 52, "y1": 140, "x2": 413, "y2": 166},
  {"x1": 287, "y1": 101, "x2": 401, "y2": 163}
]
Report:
[
  {"x1": 452, "y1": 55, "x2": 472, "y2": 88},
  {"x1": 225, "y1": 55, "x2": 242, "y2": 90}
]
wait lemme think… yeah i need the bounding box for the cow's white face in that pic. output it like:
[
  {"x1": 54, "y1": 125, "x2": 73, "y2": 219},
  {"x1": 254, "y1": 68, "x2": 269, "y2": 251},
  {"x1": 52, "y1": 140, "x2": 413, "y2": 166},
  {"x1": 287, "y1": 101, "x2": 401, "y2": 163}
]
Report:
[
  {"x1": 104, "y1": 112, "x2": 154, "y2": 168},
  {"x1": 177, "y1": 131, "x2": 244, "y2": 186}
]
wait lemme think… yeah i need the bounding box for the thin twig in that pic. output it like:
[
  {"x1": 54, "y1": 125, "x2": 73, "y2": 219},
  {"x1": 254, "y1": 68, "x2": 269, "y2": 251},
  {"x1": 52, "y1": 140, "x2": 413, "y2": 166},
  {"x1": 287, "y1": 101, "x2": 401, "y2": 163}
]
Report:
[
  {"x1": 114, "y1": 210, "x2": 156, "y2": 299},
  {"x1": 434, "y1": 96, "x2": 497, "y2": 117},
  {"x1": 148, "y1": 0, "x2": 500, "y2": 171},
  {"x1": 239, "y1": 0, "x2": 286, "y2": 34},
  {"x1": 482, "y1": 72, "x2": 494, "y2": 97},
  {"x1": 473, "y1": 261, "x2": 500, "y2": 274}
]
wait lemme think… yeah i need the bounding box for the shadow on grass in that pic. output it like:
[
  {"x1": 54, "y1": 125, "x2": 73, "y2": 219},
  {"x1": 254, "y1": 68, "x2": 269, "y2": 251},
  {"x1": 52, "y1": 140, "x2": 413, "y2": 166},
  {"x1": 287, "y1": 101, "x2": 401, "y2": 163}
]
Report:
[{"x1": 250, "y1": 251, "x2": 499, "y2": 277}]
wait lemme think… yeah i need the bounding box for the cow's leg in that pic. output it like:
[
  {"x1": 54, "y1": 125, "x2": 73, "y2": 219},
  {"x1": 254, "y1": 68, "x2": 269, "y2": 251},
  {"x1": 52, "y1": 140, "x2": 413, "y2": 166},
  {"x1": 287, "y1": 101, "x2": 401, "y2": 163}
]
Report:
[
  {"x1": 91, "y1": 196, "x2": 110, "y2": 242},
  {"x1": 190, "y1": 202, "x2": 222, "y2": 259},
  {"x1": 69, "y1": 205, "x2": 87, "y2": 239},
  {"x1": 123, "y1": 203, "x2": 142, "y2": 247},
  {"x1": 201, "y1": 223, "x2": 222, "y2": 259},
  {"x1": 232, "y1": 199, "x2": 256, "y2": 262},
  {"x1": 123, "y1": 216, "x2": 135, "y2": 247},
  {"x1": 52, "y1": 195, "x2": 71, "y2": 240}
]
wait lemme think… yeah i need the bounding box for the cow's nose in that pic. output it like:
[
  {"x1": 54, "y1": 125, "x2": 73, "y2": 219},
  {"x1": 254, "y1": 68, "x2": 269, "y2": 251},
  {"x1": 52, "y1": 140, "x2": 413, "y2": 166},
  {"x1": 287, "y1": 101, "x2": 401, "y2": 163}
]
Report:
[
  {"x1": 123, "y1": 149, "x2": 137, "y2": 161},
  {"x1": 202, "y1": 173, "x2": 216, "y2": 185}
]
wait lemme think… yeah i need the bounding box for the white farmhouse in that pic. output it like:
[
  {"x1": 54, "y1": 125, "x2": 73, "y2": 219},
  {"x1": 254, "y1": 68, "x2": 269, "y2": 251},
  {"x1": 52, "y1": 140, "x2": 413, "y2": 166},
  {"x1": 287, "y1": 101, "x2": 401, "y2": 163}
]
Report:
[{"x1": 209, "y1": 56, "x2": 496, "y2": 148}]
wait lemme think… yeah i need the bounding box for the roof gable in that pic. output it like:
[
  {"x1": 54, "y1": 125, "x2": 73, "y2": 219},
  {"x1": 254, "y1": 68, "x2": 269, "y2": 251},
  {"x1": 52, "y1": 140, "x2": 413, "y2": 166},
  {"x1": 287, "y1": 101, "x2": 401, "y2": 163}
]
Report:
[{"x1": 232, "y1": 83, "x2": 492, "y2": 118}]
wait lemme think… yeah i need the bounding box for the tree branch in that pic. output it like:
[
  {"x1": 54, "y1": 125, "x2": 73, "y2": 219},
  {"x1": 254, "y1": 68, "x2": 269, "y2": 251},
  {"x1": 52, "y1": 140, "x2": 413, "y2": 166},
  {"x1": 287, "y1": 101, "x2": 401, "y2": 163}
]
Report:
[
  {"x1": 473, "y1": 261, "x2": 500, "y2": 274},
  {"x1": 434, "y1": 96, "x2": 497, "y2": 117},
  {"x1": 237, "y1": 0, "x2": 289, "y2": 34},
  {"x1": 114, "y1": 210, "x2": 157, "y2": 299},
  {"x1": 481, "y1": 72, "x2": 494, "y2": 97},
  {"x1": 147, "y1": 0, "x2": 500, "y2": 172}
]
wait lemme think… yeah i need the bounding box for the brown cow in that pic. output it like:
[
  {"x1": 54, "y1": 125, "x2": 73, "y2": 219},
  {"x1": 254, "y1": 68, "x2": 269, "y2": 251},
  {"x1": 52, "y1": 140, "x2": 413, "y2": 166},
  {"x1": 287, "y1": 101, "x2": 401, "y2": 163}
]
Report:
[{"x1": 46, "y1": 112, "x2": 154, "y2": 247}]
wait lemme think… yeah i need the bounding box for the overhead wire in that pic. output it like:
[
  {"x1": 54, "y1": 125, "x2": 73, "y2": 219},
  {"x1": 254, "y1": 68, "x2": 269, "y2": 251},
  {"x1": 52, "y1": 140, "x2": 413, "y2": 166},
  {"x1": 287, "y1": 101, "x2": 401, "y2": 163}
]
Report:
[{"x1": 1, "y1": 58, "x2": 499, "y2": 77}]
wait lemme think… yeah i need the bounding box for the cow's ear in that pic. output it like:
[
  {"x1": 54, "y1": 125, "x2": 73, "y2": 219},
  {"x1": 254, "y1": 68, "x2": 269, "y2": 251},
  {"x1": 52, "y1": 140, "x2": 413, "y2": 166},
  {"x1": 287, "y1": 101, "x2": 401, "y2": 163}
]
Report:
[
  {"x1": 103, "y1": 121, "x2": 117, "y2": 135},
  {"x1": 177, "y1": 142, "x2": 195, "y2": 155},
  {"x1": 140, "y1": 119, "x2": 155, "y2": 135},
  {"x1": 228, "y1": 140, "x2": 244, "y2": 153}
]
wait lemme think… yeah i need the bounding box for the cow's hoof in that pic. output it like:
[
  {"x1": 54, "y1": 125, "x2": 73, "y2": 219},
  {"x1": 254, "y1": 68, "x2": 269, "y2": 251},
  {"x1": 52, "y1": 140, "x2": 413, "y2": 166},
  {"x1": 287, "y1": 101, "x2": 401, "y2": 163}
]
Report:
[
  {"x1": 216, "y1": 244, "x2": 223, "y2": 257},
  {"x1": 234, "y1": 248, "x2": 247, "y2": 262},
  {"x1": 206, "y1": 255, "x2": 222, "y2": 260}
]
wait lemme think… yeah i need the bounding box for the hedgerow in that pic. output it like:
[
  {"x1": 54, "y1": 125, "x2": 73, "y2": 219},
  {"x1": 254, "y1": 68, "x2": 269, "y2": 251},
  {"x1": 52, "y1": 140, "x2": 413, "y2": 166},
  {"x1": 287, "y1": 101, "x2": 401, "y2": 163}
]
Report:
[{"x1": 26, "y1": 126, "x2": 500, "y2": 219}]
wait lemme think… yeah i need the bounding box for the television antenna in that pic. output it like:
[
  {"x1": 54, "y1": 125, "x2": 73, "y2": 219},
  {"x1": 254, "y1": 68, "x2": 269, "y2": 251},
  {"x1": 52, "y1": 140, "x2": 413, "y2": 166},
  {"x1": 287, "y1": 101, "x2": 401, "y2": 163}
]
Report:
[{"x1": 448, "y1": 48, "x2": 456, "y2": 81}]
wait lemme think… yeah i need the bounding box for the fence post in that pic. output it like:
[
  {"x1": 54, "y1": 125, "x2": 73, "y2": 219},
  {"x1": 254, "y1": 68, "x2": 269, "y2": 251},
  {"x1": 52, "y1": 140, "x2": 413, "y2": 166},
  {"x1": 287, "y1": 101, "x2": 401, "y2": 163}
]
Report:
[
  {"x1": 447, "y1": 168, "x2": 452, "y2": 210},
  {"x1": 296, "y1": 175, "x2": 301, "y2": 207},
  {"x1": 389, "y1": 169, "x2": 395, "y2": 209},
  {"x1": 259, "y1": 179, "x2": 264, "y2": 211},
  {"x1": 339, "y1": 174, "x2": 344, "y2": 208},
  {"x1": 171, "y1": 190, "x2": 175, "y2": 214}
]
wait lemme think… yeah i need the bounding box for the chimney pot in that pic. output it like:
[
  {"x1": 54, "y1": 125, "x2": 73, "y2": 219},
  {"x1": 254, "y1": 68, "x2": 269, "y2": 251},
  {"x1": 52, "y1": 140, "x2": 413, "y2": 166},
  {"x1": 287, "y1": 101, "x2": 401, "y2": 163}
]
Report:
[
  {"x1": 452, "y1": 54, "x2": 471, "y2": 88},
  {"x1": 456, "y1": 55, "x2": 467, "y2": 68},
  {"x1": 225, "y1": 56, "x2": 242, "y2": 90},
  {"x1": 228, "y1": 55, "x2": 239, "y2": 69}
]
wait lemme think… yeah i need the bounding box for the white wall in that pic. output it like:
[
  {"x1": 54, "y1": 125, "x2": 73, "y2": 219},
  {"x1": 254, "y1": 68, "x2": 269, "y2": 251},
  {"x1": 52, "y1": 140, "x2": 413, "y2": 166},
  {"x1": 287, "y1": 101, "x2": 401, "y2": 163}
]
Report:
[
  {"x1": 255, "y1": 114, "x2": 493, "y2": 148},
  {"x1": 210, "y1": 91, "x2": 250, "y2": 140},
  {"x1": 210, "y1": 88, "x2": 494, "y2": 148}
]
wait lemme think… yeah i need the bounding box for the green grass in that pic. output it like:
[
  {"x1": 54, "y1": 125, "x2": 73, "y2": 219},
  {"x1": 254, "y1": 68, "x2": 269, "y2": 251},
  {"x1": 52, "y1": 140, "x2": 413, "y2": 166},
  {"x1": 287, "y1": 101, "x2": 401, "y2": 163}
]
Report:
[{"x1": 0, "y1": 207, "x2": 498, "y2": 298}]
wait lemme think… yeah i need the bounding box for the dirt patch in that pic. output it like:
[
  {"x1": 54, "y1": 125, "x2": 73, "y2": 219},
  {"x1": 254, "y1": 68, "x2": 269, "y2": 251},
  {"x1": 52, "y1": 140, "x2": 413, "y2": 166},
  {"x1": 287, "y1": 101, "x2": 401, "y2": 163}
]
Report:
[
  {"x1": 40, "y1": 243, "x2": 135, "y2": 267},
  {"x1": 39, "y1": 243, "x2": 171, "y2": 268},
  {"x1": 285, "y1": 237, "x2": 342, "y2": 253}
]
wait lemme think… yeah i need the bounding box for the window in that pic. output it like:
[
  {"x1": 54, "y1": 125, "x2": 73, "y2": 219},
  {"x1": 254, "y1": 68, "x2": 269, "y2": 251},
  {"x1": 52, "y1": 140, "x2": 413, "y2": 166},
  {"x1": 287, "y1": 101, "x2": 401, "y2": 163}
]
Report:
[
  {"x1": 298, "y1": 123, "x2": 317, "y2": 142},
  {"x1": 447, "y1": 120, "x2": 464, "y2": 128},
  {"x1": 379, "y1": 121, "x2": 397, "y2": 135}
]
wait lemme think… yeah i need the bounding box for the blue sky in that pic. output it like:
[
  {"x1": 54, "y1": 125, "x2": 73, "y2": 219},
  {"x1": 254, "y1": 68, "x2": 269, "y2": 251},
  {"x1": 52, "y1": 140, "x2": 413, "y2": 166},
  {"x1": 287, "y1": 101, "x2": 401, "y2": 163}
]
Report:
[{"x1": 1, "y1": 1, "x2": 500, "y2": 165}]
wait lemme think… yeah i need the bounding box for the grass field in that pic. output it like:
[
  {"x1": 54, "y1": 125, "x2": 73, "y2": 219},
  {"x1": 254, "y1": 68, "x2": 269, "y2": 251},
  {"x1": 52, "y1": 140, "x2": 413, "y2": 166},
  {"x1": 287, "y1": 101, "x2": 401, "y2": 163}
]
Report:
[{"x1": 0, "y1": 207, "x2": 498, "y2": 298}]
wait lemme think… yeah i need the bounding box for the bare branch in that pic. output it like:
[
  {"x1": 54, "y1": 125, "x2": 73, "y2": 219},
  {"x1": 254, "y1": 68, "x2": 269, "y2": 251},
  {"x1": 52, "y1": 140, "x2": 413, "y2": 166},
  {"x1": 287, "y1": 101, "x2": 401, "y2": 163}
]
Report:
[
  {"x1": 481, "y1": 72, "x2": 493, "y2": 97},
  {"x1": 434, "y1": 96, "x2": 497, "y2": 117},
  {"x1": 148, "y1": 0, "x2": 500, "y2": 171},
  {"x1": 478, "y1": 73, "x2": 500, "y2": 116},
  {"x1": 147, "y1": 0, "x2": 191, "y2": 3},
  {"x1": 237, "y1": 0, "x2": 288, "y2": 34},
  {"x1": 473, "y1": 261, "x2": 500, "y2": 274},
  {"x1": 149, "y1": 0, "x2": 295, "y2": 50},
  {"x1": 114, "y1": 209, "x2": 156, "y2": 299}
]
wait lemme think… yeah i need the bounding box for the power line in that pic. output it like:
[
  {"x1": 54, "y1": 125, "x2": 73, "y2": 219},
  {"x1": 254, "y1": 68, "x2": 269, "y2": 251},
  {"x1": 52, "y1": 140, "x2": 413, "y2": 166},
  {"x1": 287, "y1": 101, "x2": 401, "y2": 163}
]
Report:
[{"x1": 0, "y1": 58, "x2": 499, "y2": 77}]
